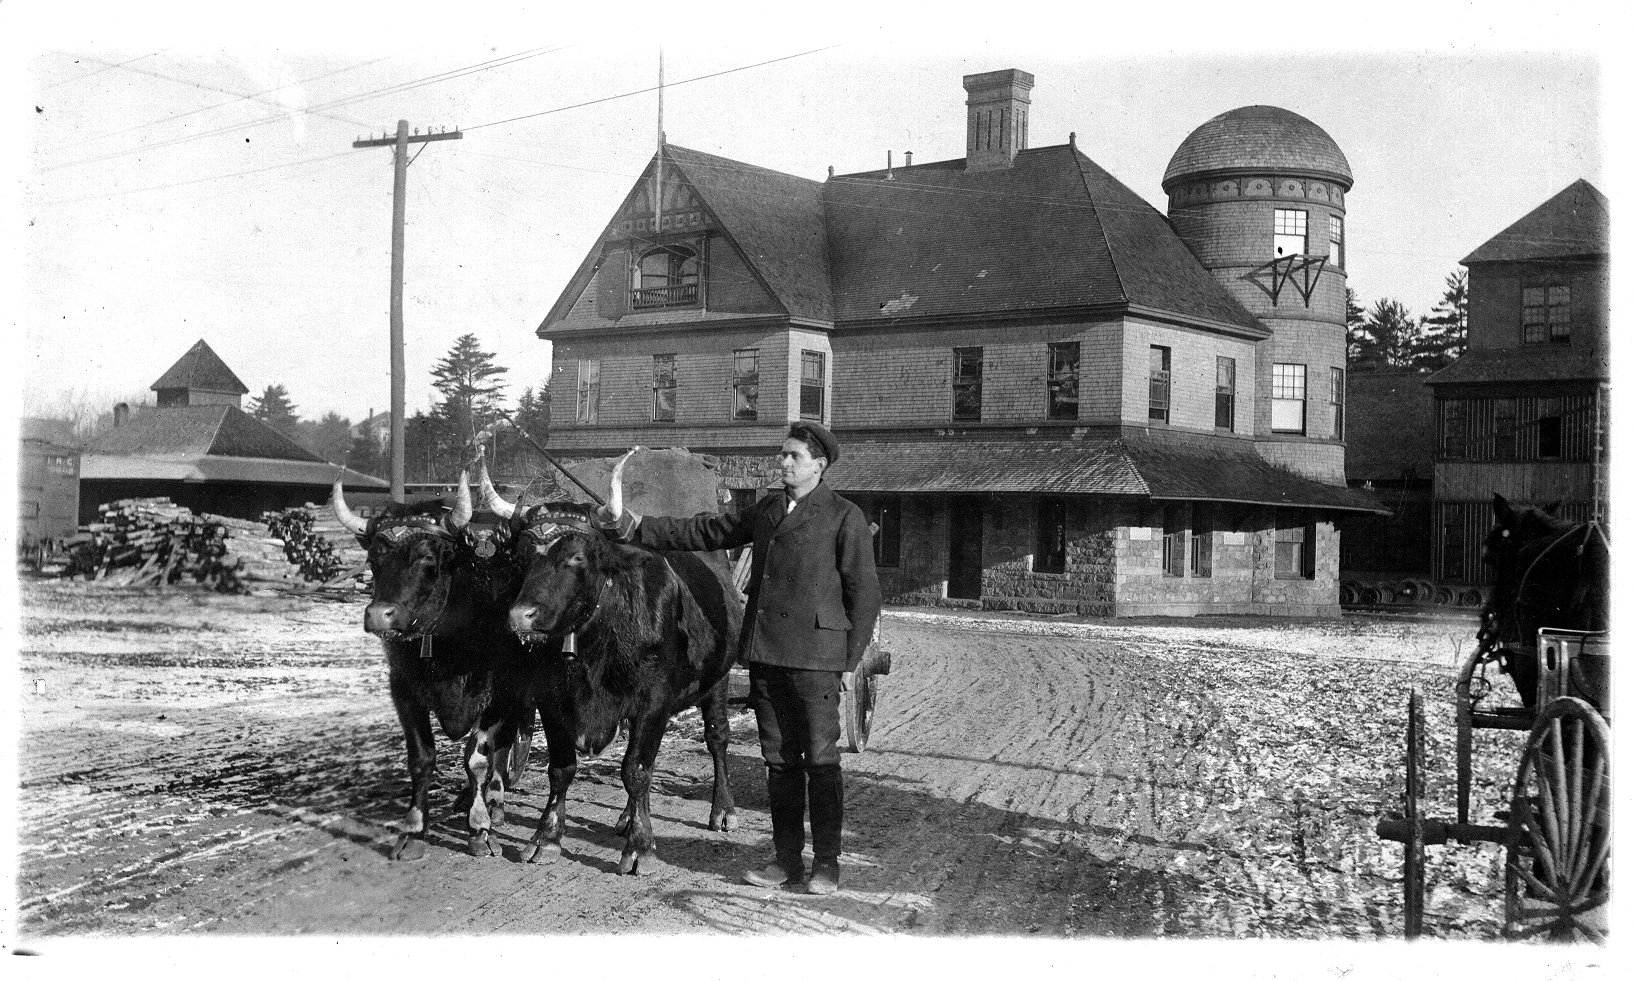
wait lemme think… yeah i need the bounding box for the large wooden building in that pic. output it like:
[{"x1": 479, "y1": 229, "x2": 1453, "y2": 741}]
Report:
[
  {"x1": 537, "y1": 69, "x2": 1382, "y2": 616},
  {"x1": 78, "y1": 340, "x2": 387, "y2": 522},
  {"x1": 1425, "y1": 180, "x2": 1610, "y2": 584}
]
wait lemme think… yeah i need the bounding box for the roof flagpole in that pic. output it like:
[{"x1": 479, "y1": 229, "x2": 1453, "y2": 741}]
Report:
[{"x1": 653, "y1": 47, "x2": 665, "y2": 235}]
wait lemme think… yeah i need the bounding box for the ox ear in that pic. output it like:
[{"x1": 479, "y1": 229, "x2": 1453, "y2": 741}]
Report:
[{"x1": 1492, "y1": 493, "x2": 1514, "y2": 524}]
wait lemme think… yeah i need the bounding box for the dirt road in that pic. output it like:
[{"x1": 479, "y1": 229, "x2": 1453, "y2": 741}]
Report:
[{"x1": 15, "y1": 581, "x2": 1519, "y2": 939}]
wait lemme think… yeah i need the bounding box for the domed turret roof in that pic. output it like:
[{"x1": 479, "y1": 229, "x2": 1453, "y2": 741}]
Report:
[{"x1": 1163, "y1": 106, "x2": 1352, "y2": 191}]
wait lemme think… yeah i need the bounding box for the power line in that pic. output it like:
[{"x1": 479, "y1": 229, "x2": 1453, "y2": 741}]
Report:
[
  {"x1": 36, "y1": 149, "x2": 357, "y2": 207},
  {"x1": 463, "y1": 44, "x2": 841, "y2": 132},
  {"x1": 38, "y1": 51, "x2": 160, "y2": 91},
  {"x1": 79, "y1": 54, "x2": 374, "y2": 130},
  {"x1": 38, "y1": 45, "x2": 570, "y2": 175},
  {"x1": 74, "y1": 53, "x2": 405, "y2": 147}
]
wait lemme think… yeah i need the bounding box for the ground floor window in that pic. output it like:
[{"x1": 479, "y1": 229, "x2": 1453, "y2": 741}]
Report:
[
  {"x1": 1162, "y1": 504, "x2": 1187, "y2": 577},
  {"x1": 1274, "y1": 520, "x2": 1315, "y2": 579},
  {"x1": 1190, "y1": 504, "x2": 1213, "y2": 578},
  {"x1": 855, "y1": 495, "x2": 901, "y2": 568},
  {"x1": 1035, "y1": 498, "x2": 1067, "y2": 573}
]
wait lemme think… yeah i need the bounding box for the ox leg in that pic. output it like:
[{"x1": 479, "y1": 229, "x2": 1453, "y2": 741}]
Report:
[
  {"x1": 461, "y1": 710, "x2": 518, "y2": 858},
  {"x1": 390, "y1": 690, "x2": 437, "y2": 862},
  {"x1": 523, "y1": 713, "x2": 578, "y2": 864},
  {"x1": 699, "y1": 683, "x2": 738, "y2": 832},
  {"x1": 616, "y1": 715, "x2": 667, "y2": 875}
]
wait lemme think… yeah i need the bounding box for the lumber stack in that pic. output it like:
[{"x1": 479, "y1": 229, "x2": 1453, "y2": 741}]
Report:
[
  {"x1": 64, "y1": 498, "x2": 278, "y2": 591},
  {"x1": 261, "y1": 505, "x2": 370, "y2": 592}
]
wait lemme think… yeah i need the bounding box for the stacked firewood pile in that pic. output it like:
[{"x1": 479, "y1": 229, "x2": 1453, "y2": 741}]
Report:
[
  {"x1": 261, "y1": 506, "x2": 369, "y2": 590},
  {"x1": 64, "y1": 499, "x2": 282, "y2": 591}
]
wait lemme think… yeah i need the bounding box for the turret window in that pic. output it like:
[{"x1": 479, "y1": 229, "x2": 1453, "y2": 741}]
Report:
[
  {"x1": 1274, "y1": 209, "x2": 1308, "y2": 258},
  {"x1": 1328, "y1": 216, "x2": 1344, "y2": 269},
  {"x1": 1522, "y1": 282, "x2": 1571, "y2": 344},
  {"x1": 631, "y1": 245, "x2": 699, "y2": 308},
  {"x1": 1272, "y1": 363, "x2": 1306, "y2": 434}
]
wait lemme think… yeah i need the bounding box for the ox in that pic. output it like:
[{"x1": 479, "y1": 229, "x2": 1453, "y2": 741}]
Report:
[
  {"x1": 478, "y1": 459, "x2": 741, "y2": 875},
  {"x1": 331, "y1": 476, "x2": 535, "y2": 861}
]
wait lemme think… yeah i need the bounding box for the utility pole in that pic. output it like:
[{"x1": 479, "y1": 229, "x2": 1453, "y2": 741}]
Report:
[{"x1": 352, "y1": 120, "x2": 461, "y2": 501}]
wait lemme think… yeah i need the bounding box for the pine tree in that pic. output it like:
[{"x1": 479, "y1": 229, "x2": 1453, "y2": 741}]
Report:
[
  {"x1": 430, "y1": 334, "x2": 508, "y2": 471},
  {"x1": 1349, "y1": 298, "x2": 1422, "y2": 371},
  {"x1": 249, "y1": 384, "x2": 302, "y2": 439},
  {"x1": 1413, "y1": 269, "x2": 1469, "y2": 370},
  {"x1": 1345, "y1": 287, "x2": 1366, "y2": 332},
  {"x1": 301, "y1": 411, "x2": 355, "y2": 465},
  {"x1": 346, "y1": 433, "x2": 384, "y2": 478}
]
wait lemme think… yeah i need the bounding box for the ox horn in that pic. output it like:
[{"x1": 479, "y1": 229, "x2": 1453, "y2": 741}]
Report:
[
  {"x1": 331, "y1": 479, "x2": 369, "y2": 536},
  {"x1": 609, "y1": 446, "x2": 641, "y2": 517},
  {"x1": 446, "y1": 472, "x2": 474, "y2": 530},
  {"x1": 474, "y1": 450, "x2": 515, "y2": 520}
]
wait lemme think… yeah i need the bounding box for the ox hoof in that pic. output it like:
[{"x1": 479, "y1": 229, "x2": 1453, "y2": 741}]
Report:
[
  {"x1": 709, "y1": 809, "x2": 739, "y2": 832},
  {"x1": 522, "y1": 840, "x2": 561, "y2": 864},
  {"x1": 618, "y1": 847, "x2": 661, "y2": 876},
  {"x1": 391, "y1": 835, "x2": 429, "y2": 862},
  {"x1": 468, "y1": 830, "x2": 498, "y2": 858}
]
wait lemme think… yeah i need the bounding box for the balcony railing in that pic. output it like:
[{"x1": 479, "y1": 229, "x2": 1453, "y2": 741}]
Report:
[{"x1": 631, "y1": 283, "x2": 699, "y2": 309}]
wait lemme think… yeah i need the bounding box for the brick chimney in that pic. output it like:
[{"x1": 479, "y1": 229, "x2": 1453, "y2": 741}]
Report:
[{"x1": 964, "y1": 69, "x2": 1033, "y2": 172}]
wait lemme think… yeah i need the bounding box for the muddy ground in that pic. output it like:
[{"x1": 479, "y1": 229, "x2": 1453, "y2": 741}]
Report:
[{"x1": 12, "y1": 580, "x2": 1543, "y2": 942}]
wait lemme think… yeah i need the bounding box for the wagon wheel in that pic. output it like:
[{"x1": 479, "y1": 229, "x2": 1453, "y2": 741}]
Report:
[
  {"x1": 1402, "y1": 689, "x2": 1428, "y2": 939},
  {"x1": 1503, "y1": 697, "x2": 1611, "y2": 942},
  {"x1": 840, "y1": 642, "x2": 890, "y2": 754}
]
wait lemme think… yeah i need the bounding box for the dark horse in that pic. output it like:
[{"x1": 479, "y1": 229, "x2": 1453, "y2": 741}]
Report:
[
  {"x1": 480, "y1": 464, "x2": 742, "y2": 875},
  {"x1": 1477, "y1": 493, "x2": 1610, "y2": 711}
]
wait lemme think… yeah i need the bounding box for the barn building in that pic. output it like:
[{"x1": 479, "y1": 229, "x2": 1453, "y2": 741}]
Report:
[
  {"x1": 78, "y1": 340, "x2": 387, "y2": 523},
  {"x1": 1338, "y1": 370, "x2": 1437, "y2": 582},
  {"x1": 1425, "y1": 180, "x2": 1610, "y2": 585},
  {"x1": 537, "y1": 70, "x2": 1383, "y2": 617}
]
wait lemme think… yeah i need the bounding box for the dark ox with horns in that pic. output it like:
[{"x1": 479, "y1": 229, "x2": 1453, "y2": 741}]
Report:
[
  {"x1": 478, "y1": 453, "x2": 741, "y2": 875},
  {"x1": 332, "y1": 475, "x2": 535, "y2": 861}
]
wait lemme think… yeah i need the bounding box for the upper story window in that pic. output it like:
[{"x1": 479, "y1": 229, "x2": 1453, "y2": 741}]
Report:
[
  {"x1": 1047, "y1": 342, "x2": 1080, "y2": 421},
  {"x1": 1328, "y1": 215, "x2": 1344, "y2": 269},
  {"x1": 1330, "y1": 367, "x2": 1345, "y2": 440},
  {"x1": 652, "y1": 354, "x2": 676, "y2": 422},
  {"x1": 1523, "y1": 281, "x2": 1571, "y2": 344},
  {"x1": 733, "y1": 348, "x2": 759, "y2": 421},
  {"x1": 1215, "y1": 356, "x2": 1236, "y2": 432},
  {"x1": 575, "y1": 358, "x2": 601, "y2": 424},
  {"x1": 799, "y1": 350, "x2": 826, "y2": 422},
  {"x1": 631, "y1": 245, "x2": 699, "y2": 309},
  {"x1": 1274, "y1": 209, "x2": 1308, "y2": 258},
  {"x1": 1272, "y1": 363, "x2": 1307, "y2": 434},
  {"x1": 1537, "y1": 398, "x2": 1563, "y2": 458},
  {"x1": 1441, "y1": 399, "x2": 1467, "y2": 458},
  {"x1": 953, "y1": 347, "x2": 983, "y2": 422},
  {"x1": 1148, "y1": 346, "x2": 1171, "y2": 424}
]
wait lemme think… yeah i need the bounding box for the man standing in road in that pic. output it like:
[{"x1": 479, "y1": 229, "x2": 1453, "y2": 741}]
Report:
[{"x1": 598, "y1": 422, "x2": 882, "y2": 894}]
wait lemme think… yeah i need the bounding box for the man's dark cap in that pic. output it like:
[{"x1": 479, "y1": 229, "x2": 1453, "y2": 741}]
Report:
[{"x1": 788, "y1": 421, "x2": 840, "y2": 464}]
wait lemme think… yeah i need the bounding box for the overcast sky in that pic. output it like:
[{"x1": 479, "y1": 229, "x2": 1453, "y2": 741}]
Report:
[{"x1": 8, "y1": 3, "x2": 1621, "y2": 427}]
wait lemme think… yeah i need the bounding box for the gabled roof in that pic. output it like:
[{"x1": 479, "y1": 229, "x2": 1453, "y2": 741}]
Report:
[
  {"x1": 544, "y1": 142, "x2": 1266, "y2": 336},
  {"x1": 1343, "y1": 370, "x2": 1437, "y2": 482},
  {"x1": 665, "y1": 145, "x2": 833, "y2": 321},
  {"x1": 150, "y1": 339, "x2": 249, "y2": 395},
  {"x1": 823, "y1": 145, "x2": 1263, "y2": 331},
  {"x1": 827, "y1": 433, "x2": 1385, "y2": 513},
  {"x1": 1462, "y1": 179, "x2": 1608, "y2": 264},
  {"x1": 85, "y1": 405, "x2": 322, "y2": 461}
]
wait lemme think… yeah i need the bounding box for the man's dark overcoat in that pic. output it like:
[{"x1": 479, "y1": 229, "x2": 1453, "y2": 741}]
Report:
[{"x1": 612, "y1": 480, "x2": 882, "y2": 674}]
